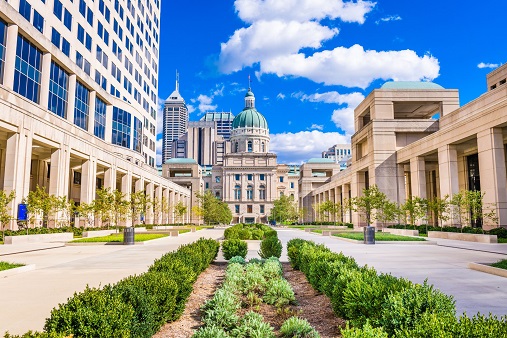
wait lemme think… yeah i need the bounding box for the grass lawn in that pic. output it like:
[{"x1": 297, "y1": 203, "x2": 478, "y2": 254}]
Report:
[
  {"x1": 491, "y1": 259, "x2": 507, "y2": 270},
  {"x1": 333, "y1": 232, "x2": 426, "y2": 241},
  {"x1": 72, "y1": 233, "x2": 168, "y2": 243},
  {"x1": 498, "y1": 238, "x2": 507, "y2": 243},
  {"x1": 0, "y1": 261, "x2": 24, "y2": 271}
]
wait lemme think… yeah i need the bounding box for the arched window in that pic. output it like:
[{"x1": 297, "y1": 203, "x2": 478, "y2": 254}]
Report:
[
  {"x1": 259, "y1": 185, "x2": 266, "y2": 200},
  {"x1": 280, "y1": 191, "x2": 284, "y2": 197},
  {"x1": 247, "y1": 185, "x2": 253, "y2": 200},
  {"x1": 247, "y1": 140, "x2": 253, "y2": 152},
  {"x1": 261, "y1": 142, "x2": 265, "y2": 152},
  {"x1": 234, "y1": 185, "x2": 241, "y2": 200},
  {"x1": 215, "y1": 191, "x2": 221, "y2": 199},
  {"x1": 234, "y1": 142, "x2": 239, "y2": 152}
]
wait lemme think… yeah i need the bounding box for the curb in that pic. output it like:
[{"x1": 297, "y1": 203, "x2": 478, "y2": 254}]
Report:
[
  {"x1": 0, "y1": 264, "x2": 36, "y2": 278},
  {"x1": 468, "y1": 262, "x2": 507, "y2": 278}
]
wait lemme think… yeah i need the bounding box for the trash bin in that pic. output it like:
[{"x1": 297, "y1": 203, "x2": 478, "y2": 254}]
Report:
[
  {"x1": 123, "y1": 227, "x2": 135, "y2": 245},
  {"x1": 364, "y1": 226, "x2": 375, "y2": 244}
]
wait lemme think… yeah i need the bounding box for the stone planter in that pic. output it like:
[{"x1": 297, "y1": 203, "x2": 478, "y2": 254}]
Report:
[
  {"x1": 383, "y1": 228, "x2": 419, "y2": 236},
  {"x1": 428, "y1": 231, "x2": 497, "y2": 243},
  {"x1": 82, "y1": 229, "x2": 118, "y2": 238},
  {"x1": 468, "y1": 262, "x2": 507, "y2": 278},
  {"x1": 4, "y1": 233, "x2": 74, "y2": 244}
]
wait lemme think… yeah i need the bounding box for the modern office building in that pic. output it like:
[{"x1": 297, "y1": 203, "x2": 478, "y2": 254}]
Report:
[
  {"x1": 302, "y1": 64, "x2": 507, "y2": 230},
  {"x1": 199, "y1": 111, "x2": 234, "y2": 139},
  {"x1": 0, "y1": 0, "x2": 191, "y2": 228},
  {"x1": 162, "y1": 75, "x2": 188, "y2": 163},
  {"x1": 322, "y1": 144, "x2": 351, "y2": 163}
]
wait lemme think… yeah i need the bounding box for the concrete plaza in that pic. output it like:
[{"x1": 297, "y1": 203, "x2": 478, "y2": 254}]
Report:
[{"x1": 1, "y1": 228, "x2": 507, "y2": 335}]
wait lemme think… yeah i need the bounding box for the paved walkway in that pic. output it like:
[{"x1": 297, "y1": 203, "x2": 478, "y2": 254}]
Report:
[
  {"x1": 277, "y1": 229, "x2": 507, "y2": 317},
  {"x1": 0, "y1": 229, "x2": 224, "y2": 335},
  {"x1": 2, "y1": 228, "x2": 507, "y2": 335}
]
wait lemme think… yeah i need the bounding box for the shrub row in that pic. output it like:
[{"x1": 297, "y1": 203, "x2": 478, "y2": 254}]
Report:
[
  {"x1": 287, "y1": 239, "x2": 507, "y2": 337},
  {"x1": 193, "y1": 258, "x2": 318, "y2": 337},
  {"x1": 221, "y1": 235, "x2": 282, "y2": 261},
  {"x1": 302, "y1": 221, "x2": 354, "y2": 228},
  {"x1": 6, "y1": 238, "x2": 219, "y2": 338},
  {"x1": 388, "y1": 224, "x2": 507, "y2": 237},
  {"x1": 224, "y1": 223, "x2": 277, "y2": 240}
]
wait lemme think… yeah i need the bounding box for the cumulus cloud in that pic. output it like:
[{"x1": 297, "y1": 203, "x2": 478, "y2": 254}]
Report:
[
  {"x1": 270, "y1": 130, "x2": 350, "y2": 163},
  {"x1": 308, "y1": 124, "x2": 324, "y2": 130},
  {"x1": 187, "y1": 104, "x2": 196, "y2": 114},
  {"x1": 219, "y1": 20, "x2": 338, "y2": 73},
  {"x1": 375, "y1": 15, "x2": 401, "y2": 24},
  {"x1": 331, "y1": 107, "x2": 355, "y2": 134},
  {"x1": 195, "y1": 94, "x2": 218, "y2": 113},
  {"x1": 478, "y1": 62, "x2": 499, "y2": 69},
  {"x1": 277, "y1": 93, "x2": 286, "y2": 99},
  {"x1": 261, "y1": 45, "x2": 440, "y2": 88},
  {"x1": 235, "y1": 0, "x2": 376, "y2": 24},
  {"x1": 219, "y1": 0, "x2": 439, "y2": 88}
]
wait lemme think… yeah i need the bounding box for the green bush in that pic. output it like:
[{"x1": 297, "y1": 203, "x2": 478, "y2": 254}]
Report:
[
  {"x1": 488, "y1": 227, "x2": 507, "y2": 238},
  {"x1": 341, "y1": 322, "x2": 388, "y2": 338},
  {"x1": 192, "y1": 325, "x2": 230, "y2": 338},
  {"x1": 224, "y1": 224, "x2": 276, "y2": 240},
  {"x1": 44, "y1": 285, "x2": 134, "y2": 338},
  {"x1": 263, "y1": 278, "x2": 295, "y2": 307},
  {"x1": 222, "y1": 239, "x2": 248, "y2": 260},
  {"x1": 229, "y1": 256, "x2": 246, "y2": 265},
  {"x1": 230, "y1": 311, "x2": 275, "y2": 338},
  {"x1": 258, "y1": 236, "x2": 282, "y2": 259},
  {"x1": 280, "y1": 317, "x2": 320, "y2": 338},
  {"x1": 239, "y1": 228, "x2": 252, "y2": 240},
  {"x1": 201, "y1": 288, "x2": 241, "y2": 330},
  {"x1": 394, "y1": 312, "x2": 457, "y2": 338},
  {"x1": 224, "y1": 227, "x2": 241, "y2": 240},
  {"x1": 251, "y1": 229, "x2": 264, "y2": 240},
  {"x1": 381, "y1": 280, "x2": 456, "y2": 336},
  {"x1": 456, "y1": 313, "x2": 507, "y2": 337},
  {"x1": 3, "y1": 331, "x2": 66, "y2": 338}
]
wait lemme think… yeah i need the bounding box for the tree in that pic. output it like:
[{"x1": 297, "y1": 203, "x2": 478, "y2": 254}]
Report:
[
  {"x1": 0, "y1": 190, "x2": 15, "y2": 240},
  {"x1": 112, "y1": 190, "x2": 130, "y2": 227},
  {"x1": 26, "y1": 186, "x2": 56, "y2": 227},
  {"x1": 195, "y1": 191, "x2": 232, "y2": 225},
  {"x1": 319, "y1": 200, "x2": 342, "y2": 224},
  {"x1": 399, "y1": 196, "x2": 427, "y2": 228},
  {"x1": 174, "y1": 201, "x2": 187, "y2": 224},
  {"x1": 270, "y1": 195, "x2": 299, "y2": 224},
  {"x1": 94, "y1": 188, "x2": 114, "y2": 228},
  {"x1": 376, "y1": 199, "x2": 398, "y2": 229},
  {"x1": 76, "y1": 201, "x2": 95, "y2": 228},
  {"x1": 130, "y1": 191, "x2": 150, "y2": 224},
  {"x1": 428, "y1": 195, "x2": 450, "y2": 227},
  {"x1": 354, "y1": 185, "x2": 387, "y2": 225}
]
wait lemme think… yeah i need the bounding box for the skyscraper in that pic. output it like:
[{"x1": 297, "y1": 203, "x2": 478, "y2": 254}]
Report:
[
  {"x1": 162, "y1": 74, "x2": 188, "y2": 163},
  {"x1": 199, "y1": 111, "x2": 235, "y2": 139}
]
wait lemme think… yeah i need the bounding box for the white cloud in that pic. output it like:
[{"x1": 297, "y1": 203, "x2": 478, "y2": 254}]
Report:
[
  {"x1": 478, "y1": 62, "x2": 499, "y2": 69},
  {"x1": 261, "y1": 45, "x2": 440, "y2": 88},
  {"x1": 375, "y1": 15, "x2": 401, "y2": 24},
  {"x1": 187, "y1": 104, "x2": 196, "y2": 114},
  {"x1": 331, "y1": 107, "x2": 355, "y2": 134},
  {"x1": 277, "y1": 93, "x2": 286, "y2": 99},
  {"x1": 270, "y1": 130, "x2": 349, "y2": 163},
  {"x1": 308, "y1": 124, "x2": 324, "y2": 130},
  {"x1": 219, "y1": 20, "x2": 338, "y2": 73},
  {"x1": 196, "y1": 94, "x2": 218, "y2": 113},
  {"x1": 219, "y1": 1, "x2": 439, "y2": 88},
  {"x1": 156, "y1": 138, "x2": 162, "y2": 166},
  {"x1": 235, "y1": 0, "x2": 376, "y2": 24}
]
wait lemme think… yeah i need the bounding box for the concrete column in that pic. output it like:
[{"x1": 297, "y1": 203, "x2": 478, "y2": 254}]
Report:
[
  {"x1": 169, "y1": 190, "x2": 175, "y2": 223},
  {"x1": 351, "y1": 172, "x2": 366, "y2": 227},
  {"x1": 3, "y1": 131, "x2": 32, "y2": 229},
  {"x1": 343, "y1": 184, "x2": 351, "y2": 224},
  {"x1": 120, "y1": 171, "x2": 132, "y2": 226},
  {"x1": 49, "y1": 146, "x2": 70, "y2": 198},
  {"x1": 438, "y1": 145, "x2": 459, "y2": 226},
  {"x1": 67, "y1": 75, "x2": 77, "y2": 125},
  {"x1": 105, "y1": 105, "x2": 113, "y2": 143},
  {"x1": 162, "y1": 188, "x2": 170, "y2": 224},
  {"x1": 146, "y1": 182, "x2": 154, "y2": 224},
  {"x1": 155, "y1": 185, "x2": 163, "y2": 224},
  {"x1": 477, "y1": 128, "x2": 507, "y2": 228},
  {"x1": 88, "y1": 91, "x2": 97, "y2": 135},
  {"x1": 3, "y1": 24, "x2": 18, "y2": 90},
  {"x1": 397, "y1": 164, "x2": 407, "y2": 206},
  {"x1": 104, "y1": 166, "x2": 116, "y2": 190},
  {"x1": 410, "y1": 157, "x2": 427, "y2": 199},
  {"x1": 80, "y1": 157, "x2": 97, "y2": 204},
  {"x1": 39, "y1": 53, "x2": 52, "y2": 110}
]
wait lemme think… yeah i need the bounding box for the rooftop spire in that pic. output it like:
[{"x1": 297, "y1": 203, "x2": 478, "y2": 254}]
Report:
[
  {"x1": 248, "y1": 74, "x2": 251, "y2": 91},
  {"x1": 175, "y1": 70, "x2": 179, "y2": 92}
]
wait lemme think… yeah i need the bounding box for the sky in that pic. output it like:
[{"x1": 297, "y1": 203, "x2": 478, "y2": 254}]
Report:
[{"x1": 156, "y1": 0, "x2": 507, "y2": 165}]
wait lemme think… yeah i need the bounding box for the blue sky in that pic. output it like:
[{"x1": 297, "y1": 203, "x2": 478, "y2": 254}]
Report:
[{"x1": 156, "y1": 0, "x2": 507, "y2": 164}]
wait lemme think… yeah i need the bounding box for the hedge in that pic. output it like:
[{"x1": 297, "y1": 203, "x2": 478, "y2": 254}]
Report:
[
  {"x1": 6, "y1": 238, "x2": 219, "y2": 338},
  {"x1": 287, "y1": 239, "x2": 507, "y2": 337},
  {"x1": 224, "y1": 223, "x2": 277, "y2": 240}
]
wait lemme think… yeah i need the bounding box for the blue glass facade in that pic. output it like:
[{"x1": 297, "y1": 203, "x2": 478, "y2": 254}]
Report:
[
  {"x1": 94, "y1": 97, "x2": 106, "y2": 139},
  {"x1": 0, "y1": 19, "x2": 6, "y2": 84},
  {"x1": 74, "y1": 81, "x2": 89, "y2": 130},
  {"x1": 133, "y1": 116, "x2": 142, "y2": 153},
  {"x1": 14, "y1": 35, "x2": 42, "y2": 103},
  {"x1": 112, "y1": 107, "x2": 131, "y2": 148},
  {"x1": 48, "y1": 61, "x2": 69, "y2": 118}
]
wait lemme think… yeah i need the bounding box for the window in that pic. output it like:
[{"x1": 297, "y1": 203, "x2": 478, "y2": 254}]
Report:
[
  {"x1": 247, "y1": 205, "x2": 252, "y2": 213},
  {"x1": 235, "y1": 174, "x2": 240, "y2": 181},
  {"x1": 247, "y1": 185, "x2": 253, "y2": 200},
  {"x1": 205, "y1": 182, "x2": 209, "y2": 189},
  {"x1": 234, "y1": 185, "x2": 241, "y2": 200},
  {"x1": 279, "y1": 176, "x2": 284, "y2": 183},
  {"x1": 94, "y1": 97, "x2": 106, "y2": 139},
  {"x1": 14, "y1": 35, "x2": 42, "y2": 103},
  {"x1": 74, "y1": 81, "x2": 89, "y2": 130},
  {"x1": 259, "y1": 185, "x2": 266, "y2": 200},
  {"x1": 261, "y1": 142, "x2": 265, "y2": 152},
  {"x1": 280, "y1": 191, "x2": 284, "y2": 197},
  {"x1": 112, "y1": 107, "x2": 131, "y2": 148},
  {"x1": 215, "y1": 176, "x2": 220, "y2": 183},
  {"x1": 63, "y1": 9, "x2": 72, "y2": 30},
  {"x1": 290, "y1": 182, "x2": 294, "y2": 189},
  {"x1": 260, "y1": 205, "x2": 265, "y2": 214},
  {"x1": 53, "y1": 0, "x2": 63, "y2": 20},
  {"x1": 48, "y1": 61, "x2": 69, "y2": 118},
  {"x1": 76, "y1": 51, "x2": 90, "y2": 76},
  {"x1": 73, "y1": 171, "x2": 81, "y2": 185},
  {"x1": 51, "y1": 28, "x2": 70, "y2": 56},
  {"x1": 19, "y1": 0, "x2": 44, "y2": 33},
  {"x1": 259, "y1": 174, "x2": 265, "y2": 181},
  {"x1": 0, "y1": 19, "x2": 6, "y2": 84},
  {"x1": 247, "y1": 140, "x2": 253, "y2": 152},
  {"x1": 235, "y1": 205, "x2": 240, "y2": 214},
  {"x1": 247, "y1": 174, "x2": 253, "y2": 181},
  {"x1": 215, "y1": 191, "x2": 221, "y2": 198},
  {"x1": 133, "y1": 117, "x2": 142, "y2": 153}
]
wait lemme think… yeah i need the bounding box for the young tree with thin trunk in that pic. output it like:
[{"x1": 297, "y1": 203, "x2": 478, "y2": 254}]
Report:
[
  {"x1": 0, "y1": 190, "x2": 15, "y2": 241},
  {"x1": 174, "y1": 201, "x2": 187, "y2": 224}
]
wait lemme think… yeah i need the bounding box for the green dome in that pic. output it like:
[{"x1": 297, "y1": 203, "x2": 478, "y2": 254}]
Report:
[
  {"x1": 245, "y1": 89, "x2": 254, "y2": 97},
  {"x1": 232, "y1": 108, "x2": 268, "y2": 129}
]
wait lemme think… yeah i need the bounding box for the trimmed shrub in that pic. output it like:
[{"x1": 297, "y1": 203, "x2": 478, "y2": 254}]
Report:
[
  {"x1": 488, "y1": 227, "x2": 507, "y2": 238},
  {"x1": 258, "y1": 236, "x2": 282, "y2": 259},
  {"x1": 394, "y1": 312, "x2": 457, "y2": 338},
  {"x1": 380, "y1": 280, "x2": 456, "y2": 336},
  {"x1": 280, "y1": 317, "x2": 320, "y2": 338},
  {"x1": 230, "y1": 311, "x2": 275, "y2": 338},
  {"x1": 3, "y1": 332, "x2": 66, "y2": 338},
  {"x1": 456, "y1": 313, "x2": 507, "y2": 337},
  {"x1": 251, "y1": 229, "x2": 264, "y2": 240},
  {"x1": 239, "y1": 228, "x2": 252, "y2": 240},
  {"x1": 222, "y1": 239, "x2": 248, "y2": 260},
  {"x1": 341, "y1": 322, "x2": 388, "y2": 338}
]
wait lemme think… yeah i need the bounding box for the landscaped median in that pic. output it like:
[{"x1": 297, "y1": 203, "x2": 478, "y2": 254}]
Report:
[
  {"x1": 332, "y1": 232, "x2": 428, "y2": 243},
  {"x1": 3, "y1": 238, "x2": 220, "y2": 338},
  {"x1": 287, "y1": 239, "x2": 507, "y2": 337},
  {"x1": 69, "y1": 233, "x2": 169, "y2": 244}
]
